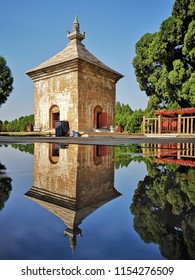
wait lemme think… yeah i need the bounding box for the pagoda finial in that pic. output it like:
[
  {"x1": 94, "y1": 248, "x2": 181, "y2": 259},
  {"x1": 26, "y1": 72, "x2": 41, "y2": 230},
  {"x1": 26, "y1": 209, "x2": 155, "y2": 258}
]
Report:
[
  {"x1": 73, "y1": 15, "x2": 80, "y2": 33},
  {"x1": 67, "y1": 16, "x2": 85, "y2": 43},
  {"x1": 64, "y1": 226, "x2": 82, "y2": 255}
]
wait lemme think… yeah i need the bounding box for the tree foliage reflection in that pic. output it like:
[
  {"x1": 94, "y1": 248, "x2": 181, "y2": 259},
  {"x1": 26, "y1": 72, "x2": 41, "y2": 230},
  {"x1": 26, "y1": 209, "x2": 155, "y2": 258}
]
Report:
[
  {"x1": 0, "y1": 160, "x2": 12, "y2": 211},
  {"x1": 130, "y1": 160, "x2": 195, "y2": 259},
  {"x1": 12, "y1": 144, "x2": 34, "y2": 155},
  {"x1": 115, "y1": 145, "x2": 143, "y2": 169}
]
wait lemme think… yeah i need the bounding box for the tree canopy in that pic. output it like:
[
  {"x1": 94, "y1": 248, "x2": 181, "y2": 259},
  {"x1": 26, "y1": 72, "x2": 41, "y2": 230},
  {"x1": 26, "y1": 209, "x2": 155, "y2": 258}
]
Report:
[
  {"x1": 0, "y1": 56, "x2": 14, "y2": 107},
  {"x1": 132, "y1": 0, "x2": 195, "y2": 110},
  {"x1": 115, "y1": 101, "x2": 144, "y2": 132},
  {"x1": 2, "y1": 114, "x2": 34, "y2": 132}
]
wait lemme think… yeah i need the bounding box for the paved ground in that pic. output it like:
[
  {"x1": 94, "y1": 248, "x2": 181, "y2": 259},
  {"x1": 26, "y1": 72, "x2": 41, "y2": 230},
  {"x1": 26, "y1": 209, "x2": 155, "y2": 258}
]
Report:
[{"x1": 0, "y1": 135, "x2": 194, "y2": 146}]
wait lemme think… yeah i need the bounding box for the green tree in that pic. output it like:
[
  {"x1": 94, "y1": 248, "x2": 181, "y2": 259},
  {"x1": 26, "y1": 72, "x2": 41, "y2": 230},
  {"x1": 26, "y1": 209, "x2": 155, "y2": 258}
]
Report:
[
  {"x1": 2, "y1": 114, "x2": 34, "y2": 132},
  {"x1": 126, "y1": 109, "x2": 144, "y2": 133},
  {"x1": 0, "y1": 56, "x2": 14, "y2": 106},
  {"x1": 115, "y1": 102, "x2": 133, "y2": 128},
  {"x1": 115, "y1": 102, "x2": 133, "y2": 131},
  {"x1": 115, "y1": 102, "x2": 144, "y2": 132},
  {"x1": 132, "y1": 0, "x2": 195, "y2": 109}
]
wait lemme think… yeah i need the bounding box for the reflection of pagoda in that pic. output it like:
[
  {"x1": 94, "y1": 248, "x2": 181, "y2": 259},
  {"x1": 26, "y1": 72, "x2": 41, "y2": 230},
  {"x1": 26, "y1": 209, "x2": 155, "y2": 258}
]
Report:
[
  {"x1": 25, "y1": 143, "x2": 120, "y2": 252},
  {"x1": 142, "y1": 142, "x2": 195, "y2": 167}
]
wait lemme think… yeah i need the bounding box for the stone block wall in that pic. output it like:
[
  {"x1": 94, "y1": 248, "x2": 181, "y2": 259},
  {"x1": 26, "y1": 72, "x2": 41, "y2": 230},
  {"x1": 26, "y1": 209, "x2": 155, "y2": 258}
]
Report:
[
  {"x1": 78, "y1": 61, "x2": 116, "y2": 131},
  {"x1": 34, "y1": 70, "x2": 79, "y2": 131}
]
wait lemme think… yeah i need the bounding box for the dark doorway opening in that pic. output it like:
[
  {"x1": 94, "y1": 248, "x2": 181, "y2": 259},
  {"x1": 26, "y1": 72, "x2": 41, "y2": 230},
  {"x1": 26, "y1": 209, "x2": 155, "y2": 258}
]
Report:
[
  {"x1": 94, "y1": 106, "x2": 108, "y2": 129},
  {"x1": 52, "y1": 112, "x2": 59, "y2": 128},
  {"x1": 97, "y1": 112, "x2": 101, "y2": 128},
  {"x1": 50, "y1": 105, "x2": 60, "y2": 129}
]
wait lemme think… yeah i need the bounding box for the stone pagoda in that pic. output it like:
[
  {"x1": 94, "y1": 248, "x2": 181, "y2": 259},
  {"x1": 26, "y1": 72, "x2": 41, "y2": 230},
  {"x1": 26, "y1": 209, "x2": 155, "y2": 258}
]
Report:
[{"x1": 26, "y1": 17, "x2": 123, "y2": 132}]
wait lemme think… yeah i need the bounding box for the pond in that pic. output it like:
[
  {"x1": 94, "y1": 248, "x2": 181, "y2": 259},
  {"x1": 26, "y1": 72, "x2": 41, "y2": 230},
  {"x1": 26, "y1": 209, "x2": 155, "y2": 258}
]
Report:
[{"x1": 0, "y1": 142, "x2": 194, "y2": 260}]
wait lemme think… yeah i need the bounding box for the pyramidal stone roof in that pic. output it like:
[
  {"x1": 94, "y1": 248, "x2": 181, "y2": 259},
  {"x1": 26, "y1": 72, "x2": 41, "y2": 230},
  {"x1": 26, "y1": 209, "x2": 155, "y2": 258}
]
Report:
[{"x1": 27, "y1": 17, "x2": 123, "y2": 79}]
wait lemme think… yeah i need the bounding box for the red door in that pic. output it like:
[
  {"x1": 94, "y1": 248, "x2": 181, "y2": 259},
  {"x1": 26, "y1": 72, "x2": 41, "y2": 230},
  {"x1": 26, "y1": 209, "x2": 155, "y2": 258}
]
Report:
[{"x1": 100, "y1": 112, "x2": 108, "y2": 128}]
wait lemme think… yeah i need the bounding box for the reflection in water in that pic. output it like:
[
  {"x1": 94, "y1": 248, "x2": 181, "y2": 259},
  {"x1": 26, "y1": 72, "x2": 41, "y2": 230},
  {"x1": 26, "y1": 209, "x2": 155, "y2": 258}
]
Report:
[
  {"x1": 142, "y1": 143, "x2": 195, "y2": 166},
  {"x1": 25, "y1": 143, "x2": 121, "y2": 252},
  {"x1": 0, "y1": 160, "x2": 12, "y2": 212},
  {"x1": 130, "y1": 143, "x2": 195, "y2": 259},
  {"x1": 114, "y1": 145, "x2": 142, "y2": 169},
  {"x1": 1, "y1": 142, "x2": 194, "y2": 259},
  {"x1": 12, "y1": 143, "x2": 34, "y2": 155}
]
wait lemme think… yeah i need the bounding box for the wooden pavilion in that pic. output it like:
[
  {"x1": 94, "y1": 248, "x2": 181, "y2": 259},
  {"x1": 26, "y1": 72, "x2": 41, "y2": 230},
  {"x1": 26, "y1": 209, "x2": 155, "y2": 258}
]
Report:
[{"x1": 143, "y1": 108, "x2": 195, "y2": 135}]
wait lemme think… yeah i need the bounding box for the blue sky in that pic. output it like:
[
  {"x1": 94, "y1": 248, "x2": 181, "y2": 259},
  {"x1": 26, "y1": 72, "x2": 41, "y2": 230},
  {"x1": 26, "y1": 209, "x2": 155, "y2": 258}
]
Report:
[{"x1": 0, "y1": 0, "x2": 175, "y2": 121}]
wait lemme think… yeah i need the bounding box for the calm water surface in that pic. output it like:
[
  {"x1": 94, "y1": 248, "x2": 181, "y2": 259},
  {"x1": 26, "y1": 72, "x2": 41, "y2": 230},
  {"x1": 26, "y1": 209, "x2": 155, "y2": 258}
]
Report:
[{"x1": 0, "y1": 142, "x2": 194, "y2": 260}]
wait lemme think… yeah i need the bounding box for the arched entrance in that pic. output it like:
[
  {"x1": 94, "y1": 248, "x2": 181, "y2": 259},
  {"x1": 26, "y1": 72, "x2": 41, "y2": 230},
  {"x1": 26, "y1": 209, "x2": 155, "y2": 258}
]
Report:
[
  {"x1": 50, "y1": 105, "x2": 60, "y2": 129},
  {"x1": 49, "y1": 143, "x2": 59, "y2": 164},
  {"x1": 94, "y1": 106, "x2": 108, "y2": 129}
]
